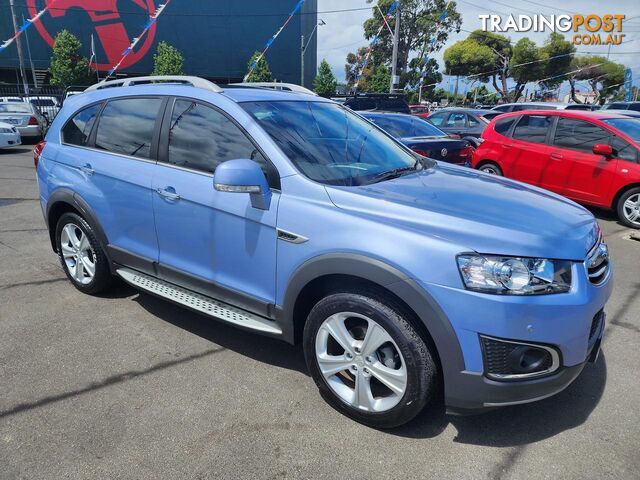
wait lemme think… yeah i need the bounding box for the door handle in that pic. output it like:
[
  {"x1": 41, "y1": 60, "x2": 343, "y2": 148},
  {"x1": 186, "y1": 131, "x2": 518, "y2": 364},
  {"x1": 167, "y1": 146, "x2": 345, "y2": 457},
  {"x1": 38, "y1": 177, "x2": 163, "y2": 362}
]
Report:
[
  {"x1": 79, "y1": 163, "x2": 94, "y2": 175},
  {"x1": 156, "y1": 187, "x2": 181, "y2": 201},
  {"x1": 550, "y1": 153, "x2": 563, "y2": 161},
  {"x1": 502, "y1": 144, "x2": 512, "y2": 149}
]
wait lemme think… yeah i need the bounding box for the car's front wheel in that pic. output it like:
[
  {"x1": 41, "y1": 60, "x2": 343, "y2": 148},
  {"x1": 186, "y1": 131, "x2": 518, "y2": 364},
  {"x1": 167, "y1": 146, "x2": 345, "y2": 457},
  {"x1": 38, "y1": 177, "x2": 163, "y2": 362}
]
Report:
[
  {"x1": 55, "y1": 212, "x2": 112, "y2": 294},
  {"x1": 617, "y1": 187, "x2": 640, "y2": 229},
  {"x1": 303, "y1": 291, "x2": 438, "y2": 428}
]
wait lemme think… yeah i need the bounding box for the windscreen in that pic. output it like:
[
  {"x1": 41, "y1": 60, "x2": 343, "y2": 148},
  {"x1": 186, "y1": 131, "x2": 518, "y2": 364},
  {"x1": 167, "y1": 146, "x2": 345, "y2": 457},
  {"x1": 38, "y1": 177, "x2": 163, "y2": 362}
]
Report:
[
  {"x1": 0, "y1": 104, "x2": 31, "y2": 113},
  {"x1": 242, "y1": 101, "x2": 419, "y2": 186},
  {"x1": 602, "y1": 118, "x2": 640, "y2": 143}
]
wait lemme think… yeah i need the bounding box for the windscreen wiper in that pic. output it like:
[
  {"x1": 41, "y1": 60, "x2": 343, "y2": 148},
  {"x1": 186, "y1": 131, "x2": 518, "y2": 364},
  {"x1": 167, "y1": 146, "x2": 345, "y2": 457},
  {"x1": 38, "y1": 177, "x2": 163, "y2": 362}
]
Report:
[{"x1": 367, "y1": 159, "x2": 421, "y2": 184}]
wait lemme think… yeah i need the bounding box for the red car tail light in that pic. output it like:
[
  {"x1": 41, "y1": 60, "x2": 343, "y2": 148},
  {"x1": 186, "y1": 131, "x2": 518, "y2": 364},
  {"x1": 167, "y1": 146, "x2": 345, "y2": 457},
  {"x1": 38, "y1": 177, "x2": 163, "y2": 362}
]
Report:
[
  {"x1": 33, "y1": 140, "x2": 46, "y2": 169},
  {"x1": 410, "y1": 147, "x2": 430, "y2": 157},
  {"x1": 28, "y1": 116, "x2": 39, "y2": 126},
  {"x1": 458, "y1": 145, "x2": 475, "y2": 158}
]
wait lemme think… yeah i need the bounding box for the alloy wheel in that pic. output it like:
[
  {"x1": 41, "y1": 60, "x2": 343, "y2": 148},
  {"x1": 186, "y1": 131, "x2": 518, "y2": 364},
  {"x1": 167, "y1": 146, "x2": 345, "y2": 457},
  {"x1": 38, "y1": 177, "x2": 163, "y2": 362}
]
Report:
[
  {"x1": 60, "y1": 223, "x2": 96, "y2": 285},
  {"x1": 622, "y1": 193, "x2": 640, "y2": 226},
  {"x1": 315, "y1": 312, "x2": 407, "y2": 412},
  {"x1": 480, "y1": 164, "x2": 500, "y2": 175}
]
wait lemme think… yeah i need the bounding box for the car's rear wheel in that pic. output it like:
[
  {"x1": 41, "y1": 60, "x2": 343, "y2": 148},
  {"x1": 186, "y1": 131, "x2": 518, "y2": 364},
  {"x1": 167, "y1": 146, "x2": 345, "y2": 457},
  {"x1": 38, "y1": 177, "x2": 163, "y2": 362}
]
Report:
[
  {"x1": 616, "y1": 187, "x2": 640, "y2": 229},
  {"x1": 55, "y1": 212, "x2": 112, "y2": 294},
  {"x1": 303, "y1": 291, "x2": 437, "y2": 428},
  {"x1": 478, "y1": 161, "x2": 503, "y2": 176}
]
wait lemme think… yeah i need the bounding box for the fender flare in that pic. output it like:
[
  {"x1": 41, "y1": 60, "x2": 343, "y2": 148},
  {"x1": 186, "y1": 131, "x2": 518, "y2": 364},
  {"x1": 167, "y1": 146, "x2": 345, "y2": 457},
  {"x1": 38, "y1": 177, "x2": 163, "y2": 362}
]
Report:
[
  {"x1": 279, "y1": 253, "x2": 465, "y2": 378},
  {"x1": 46, "y1": 188, "x2": 110, "y2": 259}
]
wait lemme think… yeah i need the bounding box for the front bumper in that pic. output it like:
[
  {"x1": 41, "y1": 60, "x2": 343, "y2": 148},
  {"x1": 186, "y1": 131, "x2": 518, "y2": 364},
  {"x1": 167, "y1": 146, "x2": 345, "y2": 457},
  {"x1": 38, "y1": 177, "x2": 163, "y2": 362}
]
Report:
[{"x1": 419, "y1": 260, "x2": 612, "y2": 412}]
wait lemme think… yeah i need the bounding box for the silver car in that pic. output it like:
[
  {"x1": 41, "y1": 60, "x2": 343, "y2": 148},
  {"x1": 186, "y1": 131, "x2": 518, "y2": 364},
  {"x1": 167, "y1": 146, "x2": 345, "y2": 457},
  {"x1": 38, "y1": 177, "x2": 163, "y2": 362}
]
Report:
[{"x1": 0, "y1": 102, "x2": 45, "y2": 140}]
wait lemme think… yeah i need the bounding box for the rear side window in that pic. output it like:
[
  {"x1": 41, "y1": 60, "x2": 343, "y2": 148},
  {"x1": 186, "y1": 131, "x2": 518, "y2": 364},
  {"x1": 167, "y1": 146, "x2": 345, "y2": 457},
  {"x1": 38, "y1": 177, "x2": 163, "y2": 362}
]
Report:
[
  {"x1": 512, "y1": 115, "x2": 551, "y2": 143},
  {"x1": 428, "y1": 112, "x2": 445, "y2": 126},
  {"x1": 553, "y1": 118, "x2": 610, "y2": 153},
  {"x1": 167, "y1": 99, "x2": 266, "y2": 173},
  {"x1": 61, "y1": 103, "x2": 101, "y2": 146},
  {"x1": 446, "y1": 113, "x2": 467, "y2": 128},
  {"x1": 95, "y1": 98, "x2": 163, "y2": 159},
  {"x1": 494, "y1": 116, "x2": 516, "y2": 136}
]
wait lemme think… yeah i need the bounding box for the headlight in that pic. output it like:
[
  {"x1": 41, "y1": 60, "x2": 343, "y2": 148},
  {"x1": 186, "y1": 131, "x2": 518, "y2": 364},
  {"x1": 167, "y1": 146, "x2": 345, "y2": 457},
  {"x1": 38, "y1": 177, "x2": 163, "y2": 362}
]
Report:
[
  {"x1": 0, "y1": 128, "x2": 13, "y2": 134},
  {"x1": 457, "y1": 254, "x2": 572, "y2": 295}
]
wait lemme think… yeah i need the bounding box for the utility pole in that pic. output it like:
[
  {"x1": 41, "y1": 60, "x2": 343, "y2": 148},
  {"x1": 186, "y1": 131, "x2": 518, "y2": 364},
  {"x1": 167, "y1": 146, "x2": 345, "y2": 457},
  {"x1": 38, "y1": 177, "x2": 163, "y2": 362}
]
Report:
[
  {"x1": 9, "y1": 0, "x2": 29, "y2": 95},
  {"x1": 389, "y1": 0, "x2": 400, "y2": 93},
  {"x1": 301, "y1": 35, "x2": 305, "y2": 87}
]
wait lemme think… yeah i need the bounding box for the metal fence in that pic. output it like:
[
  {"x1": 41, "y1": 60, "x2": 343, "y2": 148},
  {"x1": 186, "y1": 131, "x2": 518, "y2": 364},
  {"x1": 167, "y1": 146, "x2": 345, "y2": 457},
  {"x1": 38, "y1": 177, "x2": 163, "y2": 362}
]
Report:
[{"x1": 0, "y1": 85, "x2": 88, "y2": 123}]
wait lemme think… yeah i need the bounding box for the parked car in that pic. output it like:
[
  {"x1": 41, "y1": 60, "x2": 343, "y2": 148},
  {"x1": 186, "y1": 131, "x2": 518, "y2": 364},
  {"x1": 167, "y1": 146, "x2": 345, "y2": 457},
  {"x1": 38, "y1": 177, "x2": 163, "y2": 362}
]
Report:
[
  {"x1": 343, "y1": 93, "x2": 411, "y2": 114},
  {"x1": 409, "y1": 104, "x2": 430, "y2": 118},
  {"x1": 610, "y1": 110, "x2": 640, "y2": 119},
  {"x1": 492, "y1": 102, "x2": 597, "y2": 113},
  {"x1": 426, "y1": 108, "x2": 490, "y2": 142},
  {"x1": 0, "y1": 102, "x2": 45, "y2": 140},
  {"x1": 0, "y1": 121, "x2": 21, "y2": 149},
  {"x1": 37, "y1": 76, "x2": 611, "y2": 427},
  {"x1": 360, "y1": 111, "x2": 475, "y2": 166},
  {"x1": 473, "y1": 110, "x2": 640, "y2": 228},
  {"x1": 0, "y1": 96, "x2": 25, "y2": 103},
  {"x1": 602, "y1": 101, "x2": 640, "y2": 112},
  {"x1": 26, "y1": 95, "x2": 61, "y2": 120}
]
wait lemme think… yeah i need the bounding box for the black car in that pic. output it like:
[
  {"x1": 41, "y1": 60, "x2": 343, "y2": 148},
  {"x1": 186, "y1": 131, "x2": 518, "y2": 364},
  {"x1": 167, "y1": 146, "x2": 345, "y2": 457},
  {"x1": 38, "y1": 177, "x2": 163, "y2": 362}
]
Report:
[
  {"x1": 343, "y1": 93, "x2": 411, "y2": 114},
  {"x1": 602, "y1": 101, "x2": 640, "y2": 112},
  {"x1": 425, "y1": 108, "x2": 490, "y2": 143},
  {"x1": 360, "y1": 111, "x2": 474, "y2": 166}
]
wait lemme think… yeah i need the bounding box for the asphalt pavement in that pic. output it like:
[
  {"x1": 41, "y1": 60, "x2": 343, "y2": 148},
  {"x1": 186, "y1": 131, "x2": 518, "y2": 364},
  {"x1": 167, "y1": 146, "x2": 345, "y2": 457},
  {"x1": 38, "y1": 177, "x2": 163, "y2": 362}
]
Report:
[{"x1": 1, "y1": 146, "x2": 639, "y2": 479}]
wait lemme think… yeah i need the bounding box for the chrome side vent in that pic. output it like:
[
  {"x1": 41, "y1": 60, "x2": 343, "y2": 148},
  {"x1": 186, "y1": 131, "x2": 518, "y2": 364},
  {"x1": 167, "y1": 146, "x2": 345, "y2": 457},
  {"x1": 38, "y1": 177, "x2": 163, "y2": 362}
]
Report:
[{"x1": 277, "y1": 228, "x2": 308, "y2": 244}]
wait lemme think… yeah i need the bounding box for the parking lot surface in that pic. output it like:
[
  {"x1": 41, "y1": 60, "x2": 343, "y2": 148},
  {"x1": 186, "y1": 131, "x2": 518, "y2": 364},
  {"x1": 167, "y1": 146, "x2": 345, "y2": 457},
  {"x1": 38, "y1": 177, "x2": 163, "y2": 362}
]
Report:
[{"x1": 1, "y1": 146, "x2": 639, "y2": 479}]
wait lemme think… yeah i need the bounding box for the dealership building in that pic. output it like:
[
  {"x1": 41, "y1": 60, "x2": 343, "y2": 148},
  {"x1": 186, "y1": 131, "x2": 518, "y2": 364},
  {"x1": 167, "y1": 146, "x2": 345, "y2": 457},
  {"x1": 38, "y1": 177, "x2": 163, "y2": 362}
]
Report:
[{"x1": 0, "y1": 0, "x2": 318, "y2": 88}]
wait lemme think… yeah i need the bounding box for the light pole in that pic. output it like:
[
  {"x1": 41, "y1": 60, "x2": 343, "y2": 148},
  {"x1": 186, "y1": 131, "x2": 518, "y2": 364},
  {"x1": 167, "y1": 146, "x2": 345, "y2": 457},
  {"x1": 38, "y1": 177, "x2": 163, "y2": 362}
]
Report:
[
  {"x1": 390, "y1": 0, "x2": 401, "y2": 92},
  {"x1": 301, "y1": 19, "x2": 325, "y2": 87}
]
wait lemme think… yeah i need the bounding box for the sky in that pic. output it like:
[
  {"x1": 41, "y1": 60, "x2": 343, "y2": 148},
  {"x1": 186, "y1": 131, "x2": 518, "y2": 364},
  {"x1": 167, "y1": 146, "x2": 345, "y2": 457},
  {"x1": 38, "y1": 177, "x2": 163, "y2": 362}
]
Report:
[{"x1": 316, "y1": 0, "x2": 640, "y2": 97}]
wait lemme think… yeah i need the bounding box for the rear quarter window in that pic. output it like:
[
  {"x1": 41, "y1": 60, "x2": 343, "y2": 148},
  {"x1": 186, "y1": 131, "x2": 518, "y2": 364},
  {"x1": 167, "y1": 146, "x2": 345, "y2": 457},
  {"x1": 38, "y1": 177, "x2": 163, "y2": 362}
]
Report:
[
  {"x1": 493, "y1": 116, "x2": 517, "y2": 136},
  {"x1": 61, "y1": 103, "x2": 101, "y2": 146}
]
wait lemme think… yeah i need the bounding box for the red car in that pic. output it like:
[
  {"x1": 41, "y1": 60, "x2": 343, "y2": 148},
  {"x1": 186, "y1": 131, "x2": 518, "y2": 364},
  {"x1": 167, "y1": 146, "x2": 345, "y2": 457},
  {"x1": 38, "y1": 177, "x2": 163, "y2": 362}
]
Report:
[
  {"x1": 409, "y1": 104, "x2": 430, "y2": 118},
  {"x1": 472, "y1": 110, "x2": 640, "y2": 228}
]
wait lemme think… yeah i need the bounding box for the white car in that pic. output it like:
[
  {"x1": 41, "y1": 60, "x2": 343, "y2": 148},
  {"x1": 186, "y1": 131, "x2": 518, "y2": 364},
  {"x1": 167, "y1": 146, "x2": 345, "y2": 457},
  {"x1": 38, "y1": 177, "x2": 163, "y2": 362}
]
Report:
[
  {"x1": 0, "y1": 102, "x2": 46, "y2": 140},
  {"x1": 0, "y1": 121, "x2": 21, "y2": 149}
]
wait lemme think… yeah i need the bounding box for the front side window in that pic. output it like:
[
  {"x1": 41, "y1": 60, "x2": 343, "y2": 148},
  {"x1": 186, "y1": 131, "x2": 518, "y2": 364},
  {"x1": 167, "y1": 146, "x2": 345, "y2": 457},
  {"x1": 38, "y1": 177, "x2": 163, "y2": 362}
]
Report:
[
  {"x1": 167, "y1": 99, "x2": 265, "y2": 173},
  {"x1": 553, "y1": 118, "x2": 610, "y2": 153},
  {"x1": 611, "y1": 137, "x2": 638, "y2": 162},
  {"x1": 95, "y1": 97, "x2": 163, "y2": 159},
  {"x1": 512, "y1": 115, "x2": 551, "y2": 143},
  {"x1": 446, "y1": 113, "x2": 467, "y2": 128},
  {"x1": 62, "y1": 103, "x2": 101, "y2": 146},
  {"x1": 242, "y1": 101, "x2": 420, "y2": 186}
]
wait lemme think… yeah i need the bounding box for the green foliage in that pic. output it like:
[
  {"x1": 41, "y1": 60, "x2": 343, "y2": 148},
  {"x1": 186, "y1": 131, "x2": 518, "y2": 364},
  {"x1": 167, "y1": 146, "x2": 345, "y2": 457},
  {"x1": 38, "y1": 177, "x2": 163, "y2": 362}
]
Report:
[
  {"x1": 444, "y1": 38, "x2": 495, "y2": 78},
  {"x1": 152, "y1": 41, "x2": 184, "y2": 76},
  {"x1": 345, "y1": 47, "x2": 369, "y2": 90},
  {"x1": 539, "y1": 33, "x2": 575, "y2": 89},
  {"x1": 246, "y1": 51, "x2": 273, "y2": 82},
  {"x1": 366, "y1": 64, "x2": 391, "y2": 93},
  {"x1": 314, "y1": 60, "x2": 338, "y2": 97},
  {"x1": 404, "y1": 57, "x2": 442, "y2": 100},
  {"x1": 569, "y1": 55, "x2": 625, "y2": 103},
  {"x1": 48, "y1": 30, "x2": 91, "y2": 88},
  {"x1": 510, "y1": 37, "x2": 545, "y2": 100}
]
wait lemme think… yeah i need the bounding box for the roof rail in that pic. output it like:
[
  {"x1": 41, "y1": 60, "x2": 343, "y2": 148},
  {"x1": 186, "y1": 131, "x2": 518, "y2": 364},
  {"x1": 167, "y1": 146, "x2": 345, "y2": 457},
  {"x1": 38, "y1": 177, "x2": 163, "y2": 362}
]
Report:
[
  {"x1": 85, "y1": 76, "x2": 223, "y2": 93},
  {"x1": 229, "y1": 82, "x2": 317, "y2": 96}
]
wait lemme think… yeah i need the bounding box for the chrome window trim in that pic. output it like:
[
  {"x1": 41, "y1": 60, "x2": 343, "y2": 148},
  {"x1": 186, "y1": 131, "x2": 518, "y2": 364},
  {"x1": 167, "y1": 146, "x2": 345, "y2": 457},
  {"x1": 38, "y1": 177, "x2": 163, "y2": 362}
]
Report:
[{"x1": 480, "y1": 335, "x2": 561, "y2": 381}]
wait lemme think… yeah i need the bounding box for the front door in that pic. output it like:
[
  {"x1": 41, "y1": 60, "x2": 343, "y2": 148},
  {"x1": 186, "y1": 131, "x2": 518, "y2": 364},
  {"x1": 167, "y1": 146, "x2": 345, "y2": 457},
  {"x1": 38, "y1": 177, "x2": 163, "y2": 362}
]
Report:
[{"x1": 151, "y1": 98, "x2": 279, "y2": 316}]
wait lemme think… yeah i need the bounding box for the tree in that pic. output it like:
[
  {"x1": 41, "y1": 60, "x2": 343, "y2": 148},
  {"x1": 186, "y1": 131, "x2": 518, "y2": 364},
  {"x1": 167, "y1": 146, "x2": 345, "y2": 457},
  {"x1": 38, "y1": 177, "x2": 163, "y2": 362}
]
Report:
[
  {"x1": 246, "y1": 51, "x2": 273, "y2": 82},
  {"x1": 568, "y1": 56, "x2": 625, "y2": 104},
  {"x1": 367, "y1": 64, "x2": 391, "y2": 93},
  {"x1": 404, "y1": 57, "x2": 442, "y2": 101},
  {"x1": 152, "y1": 41, "x2": 184, "y2": 76},
  {"x1": 510, "y1": 38, "x2": 544, "y2": 102},
  {"x1": 314, "y1": 59, "x2": 338, "y2": 97},
  {"x1": 49, "y1": 30, "x2": 91, "y2": 88},
  {"x1": 539, "y1": 33, "x2": 575, "y2": 91},
  {"x1": 345, "y1": 47, "x2": 369, "y2": 90}
]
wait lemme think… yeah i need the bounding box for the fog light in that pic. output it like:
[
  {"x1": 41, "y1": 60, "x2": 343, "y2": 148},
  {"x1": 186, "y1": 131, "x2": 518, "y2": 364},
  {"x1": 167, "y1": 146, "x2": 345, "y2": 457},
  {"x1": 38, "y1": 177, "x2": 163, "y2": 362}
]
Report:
[
  {"x1": 480, "y1": 335, "x2": 560, "y2": 380},
  {"x1": 507, "y1": 346, "x2": 552, "y2": 374}
]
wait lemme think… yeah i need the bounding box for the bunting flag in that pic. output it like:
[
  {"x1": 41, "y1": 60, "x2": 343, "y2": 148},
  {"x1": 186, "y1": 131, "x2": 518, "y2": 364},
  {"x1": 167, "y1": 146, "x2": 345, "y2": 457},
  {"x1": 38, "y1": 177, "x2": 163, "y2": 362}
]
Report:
[
  {"x1": 414, "y1": 3, "x2": 450, "y2": 90},
  {"x1": 105, "y1": 1, "x2": 171, "y2": 78},
  {"x1": 244, "y1": 0, "x2": 306, "y2": 82},
  {"x1": 0, "y1": 0, "x2": 58, "y2": 54},
  {"x1": 354, "y1": 1, "x2": 398, "y2": 88}
]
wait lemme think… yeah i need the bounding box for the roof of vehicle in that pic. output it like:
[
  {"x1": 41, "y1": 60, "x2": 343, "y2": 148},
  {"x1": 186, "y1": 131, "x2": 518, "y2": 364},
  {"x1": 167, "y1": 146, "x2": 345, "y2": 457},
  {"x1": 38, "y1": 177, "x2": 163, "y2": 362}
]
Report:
[
  {"x1": 607, "y1": 109, "x2": 640, "y2": 117},
  {"x1": 358, "y1": 111, "x2": 413, "y2": 118},
  {"x1": 490, "y1": 109, "x2": 634, "y2": 121},
  {"x1": 432, "y1": 107, "x2": 488, "y2": 115}
]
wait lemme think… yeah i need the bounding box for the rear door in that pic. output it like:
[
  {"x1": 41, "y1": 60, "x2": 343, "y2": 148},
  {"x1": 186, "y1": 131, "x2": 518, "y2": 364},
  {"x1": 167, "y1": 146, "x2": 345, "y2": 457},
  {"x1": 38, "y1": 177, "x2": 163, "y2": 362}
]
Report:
[
  {"x1": 548, "y1": 118, "x2": 617, "y2": 204},
  {"x1": 503, "y1": 114, "x2": 553, "y2": 186}
]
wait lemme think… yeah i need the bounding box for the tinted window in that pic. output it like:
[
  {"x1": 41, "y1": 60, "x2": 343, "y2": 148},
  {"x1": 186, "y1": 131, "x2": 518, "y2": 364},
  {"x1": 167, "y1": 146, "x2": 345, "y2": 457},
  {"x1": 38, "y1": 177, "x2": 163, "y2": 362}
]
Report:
[
  {"x1": 512, "y1": 115, "x2": 551, "y2": 143},
  {"x1": 0, "y1": 103, "x2": 31, "y2": 113},
  {"x1": 493, "y1": 105, "x2": 511, "y2": 112},
  {"x1": 553, "y1": 118, "x2": 610, "y2": 153},
  {"x1": 62, "y1": 104, "x2": 101, "y2": 146},
  {"x1": 346, "y1": 98, "x2": 376, "y2": 110},
  {"x1": 605, "y1": 103, "x2": 628, "y2": 110},
  {"x1": 611, "y1": 136, "x2": 638, "y2": 162},
  {"x1": 95, "y1": 98, "x2": 163, "y2": 158},
  {"x1": 242, "y1": 101, "x2": 418, "y2": 186},
  {"x1": 494, "y1": 116, "x2": 517, "y2": 136},
  {"x1": 446, "y1": 113, "x2": 467, "y2": 128},
  {"x1": 467, "y1": 115, "x2": 481, "y2": 127},
  {"x1": 428, "y1": 112, "x2": 445, "y2": 126},
  {"x1": 518, "y1": 104, "x2": 556, "y2": 111},
  {"x1": 167, "y1": 99, "x2": 265, "y2": 173},
  {"x1": 379, "y1": 98, "x2": 410, "y2": 113}
]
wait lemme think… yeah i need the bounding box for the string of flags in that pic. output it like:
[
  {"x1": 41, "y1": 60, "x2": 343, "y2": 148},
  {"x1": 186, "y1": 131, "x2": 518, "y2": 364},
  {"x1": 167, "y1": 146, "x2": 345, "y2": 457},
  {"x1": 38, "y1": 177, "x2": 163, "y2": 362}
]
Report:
[
  {"x1": 354, "y1": 1, "x2": 398, "y2": 88},
  {"x1": 106, "y1": 1, "x2": 171, "y2": 79},
  {"x1": 244, "y1": 0, "x2": 306, "y2": 81},
  {"x1": 411, "y1": 3, "x2": 450, "y2": 92},
  {"x1": 0, "y1": 0, "x2": 58, "y2": 54}
]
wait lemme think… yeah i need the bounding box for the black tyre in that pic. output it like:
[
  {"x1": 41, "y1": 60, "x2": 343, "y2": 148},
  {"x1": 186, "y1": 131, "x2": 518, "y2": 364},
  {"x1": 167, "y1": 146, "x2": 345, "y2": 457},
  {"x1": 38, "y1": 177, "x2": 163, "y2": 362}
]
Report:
[
  {"x1": 478, "y1": 161, "x2": 503, "y2": 176},
  {"x1": 303, "y1": 291, "x2": 438, "y2": 428},
  {"x1": 55, "y1": 212, "x2": 112, "y2": 294},
  {"x1": 616, "y1": 187, "x2": 640, "y2": 229}
]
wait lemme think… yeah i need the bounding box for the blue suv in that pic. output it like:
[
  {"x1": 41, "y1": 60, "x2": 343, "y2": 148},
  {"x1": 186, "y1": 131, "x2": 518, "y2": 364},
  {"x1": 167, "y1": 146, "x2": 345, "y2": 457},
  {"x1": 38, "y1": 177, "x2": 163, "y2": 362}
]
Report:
[{"x1": 36, "y1": 76, "x2": 612, "y2": 428}]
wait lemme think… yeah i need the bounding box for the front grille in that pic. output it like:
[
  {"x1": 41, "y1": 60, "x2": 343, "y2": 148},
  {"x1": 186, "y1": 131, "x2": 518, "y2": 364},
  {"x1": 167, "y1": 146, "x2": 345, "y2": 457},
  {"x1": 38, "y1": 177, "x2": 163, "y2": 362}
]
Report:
[
  {"x1": 586, "y1": 240, "x2": 609, "y2": 285},
  {"x1": 589, "y1": 309, "x2": 604, "y2": 344},
  {"x1": 480, "y1": 336, "x2": 559, "y2": 381}
]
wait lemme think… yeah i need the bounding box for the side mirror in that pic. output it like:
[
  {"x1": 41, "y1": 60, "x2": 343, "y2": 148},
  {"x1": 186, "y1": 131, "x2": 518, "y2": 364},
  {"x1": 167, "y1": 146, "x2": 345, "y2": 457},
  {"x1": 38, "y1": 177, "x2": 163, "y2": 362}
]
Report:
[
  {"x1": 592, "y1": 143, "x2": 613, "y2": 158},
  {"x1": 213, "y1": 159, "x2": 272, "y2": 210}
]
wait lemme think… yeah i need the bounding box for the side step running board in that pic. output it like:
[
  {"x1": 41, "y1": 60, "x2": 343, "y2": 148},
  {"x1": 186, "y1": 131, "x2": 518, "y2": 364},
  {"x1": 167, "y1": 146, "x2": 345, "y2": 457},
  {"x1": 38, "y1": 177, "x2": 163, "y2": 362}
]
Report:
[{"x1": 117, "y1": 268, "x2": 282, "y2": 335}]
